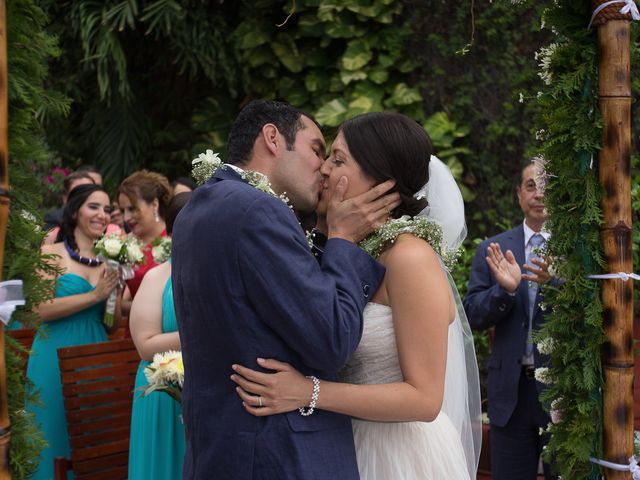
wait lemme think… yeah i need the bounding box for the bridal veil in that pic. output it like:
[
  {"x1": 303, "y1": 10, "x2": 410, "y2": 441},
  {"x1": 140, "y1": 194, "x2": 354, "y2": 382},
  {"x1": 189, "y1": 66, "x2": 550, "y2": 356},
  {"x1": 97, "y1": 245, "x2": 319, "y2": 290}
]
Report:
[{"x1": 418, "y1": 155, "x2": 482, "y2": 479}]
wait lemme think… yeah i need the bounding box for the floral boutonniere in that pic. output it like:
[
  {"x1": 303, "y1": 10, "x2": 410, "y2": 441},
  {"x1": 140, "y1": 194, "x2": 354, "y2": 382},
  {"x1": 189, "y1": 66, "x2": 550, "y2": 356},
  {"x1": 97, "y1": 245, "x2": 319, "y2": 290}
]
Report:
[
  {"x1": 192, "y1": 149, "x2": 223, "y2": 186},
  {"x1": 191, "y1": 149, "x2": 292, "y2": 207}
]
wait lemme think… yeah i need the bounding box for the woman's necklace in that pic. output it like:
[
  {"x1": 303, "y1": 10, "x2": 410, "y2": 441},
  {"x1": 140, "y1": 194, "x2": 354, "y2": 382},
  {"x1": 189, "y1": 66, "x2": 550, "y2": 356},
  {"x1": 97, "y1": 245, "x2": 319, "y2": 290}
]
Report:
[{"x1": 64, "y1": 239, "x2": 103, "y2": 267}]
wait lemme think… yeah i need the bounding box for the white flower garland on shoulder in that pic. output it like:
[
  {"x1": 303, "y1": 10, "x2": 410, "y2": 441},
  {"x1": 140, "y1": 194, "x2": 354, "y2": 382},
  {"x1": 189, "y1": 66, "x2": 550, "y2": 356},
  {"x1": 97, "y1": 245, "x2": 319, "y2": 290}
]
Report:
[
  {"x1": 192, "y1": 149, "x2": 291, "y2": 207},
  {"x1": 358, "y1": 215, "x2": 460, "y2": 269}
]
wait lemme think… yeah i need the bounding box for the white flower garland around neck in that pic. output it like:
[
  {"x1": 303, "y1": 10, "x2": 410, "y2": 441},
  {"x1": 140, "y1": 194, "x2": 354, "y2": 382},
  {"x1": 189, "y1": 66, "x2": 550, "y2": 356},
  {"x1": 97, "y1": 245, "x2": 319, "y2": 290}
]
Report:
[
  {"x1": 192, "y1": 149, "x2": 291, "y2": 207},
  {"x1": 359, "y1": 215, "x2": 460, "y2": 269}
]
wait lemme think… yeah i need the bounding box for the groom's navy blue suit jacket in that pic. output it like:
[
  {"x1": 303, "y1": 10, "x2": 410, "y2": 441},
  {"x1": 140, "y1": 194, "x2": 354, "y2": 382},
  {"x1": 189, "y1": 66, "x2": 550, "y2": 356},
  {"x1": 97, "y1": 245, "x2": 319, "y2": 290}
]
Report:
[
  {"x1": 172, "y1": 167, "x2": 384, "y2": 479},
  {"x1": 463, "y1": 224, "x2": 550, "y2": 428}
]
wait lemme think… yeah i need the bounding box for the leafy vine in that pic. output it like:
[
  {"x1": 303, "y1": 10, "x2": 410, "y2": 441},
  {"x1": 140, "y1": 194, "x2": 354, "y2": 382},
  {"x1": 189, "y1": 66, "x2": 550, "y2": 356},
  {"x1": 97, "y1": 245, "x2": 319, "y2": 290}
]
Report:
[
  {"x1": 528, "y1": 1, "x2": 635, "y2": 478},
  {"x1": 4, "y1": 0, "x2": 69, "y2": 476}
]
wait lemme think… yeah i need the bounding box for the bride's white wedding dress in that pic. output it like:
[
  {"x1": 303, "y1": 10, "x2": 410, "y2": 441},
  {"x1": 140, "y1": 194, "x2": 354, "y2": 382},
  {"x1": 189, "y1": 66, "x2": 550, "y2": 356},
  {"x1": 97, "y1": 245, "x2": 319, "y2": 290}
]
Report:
[{"x1": 341, "y1": 302, "x2": 472, "y2": 480}]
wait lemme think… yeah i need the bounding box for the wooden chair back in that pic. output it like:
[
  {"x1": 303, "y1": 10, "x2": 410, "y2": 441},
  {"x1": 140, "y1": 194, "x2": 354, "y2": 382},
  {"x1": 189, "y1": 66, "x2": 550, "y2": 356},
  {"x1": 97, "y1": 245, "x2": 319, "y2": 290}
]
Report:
[
  {"x1": 477, "y1": 423, "x2": 491, "y2": 478},
  {"x1": 54, "y1": 338, "x2": 139, "y2": 480},
  {"x1": 107, "y1": 326, "x2": 126, "y2": 341},
  {"x1": 7, "y1": 328, "x2": 36, "y2": 373}
]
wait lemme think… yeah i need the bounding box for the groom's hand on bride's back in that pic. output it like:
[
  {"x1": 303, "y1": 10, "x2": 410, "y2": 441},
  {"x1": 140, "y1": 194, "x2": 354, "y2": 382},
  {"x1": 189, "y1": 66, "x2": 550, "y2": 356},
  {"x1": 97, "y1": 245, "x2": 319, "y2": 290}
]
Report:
[{"x1": 327, "y1": 177, "x2": 400, "y2": 244}]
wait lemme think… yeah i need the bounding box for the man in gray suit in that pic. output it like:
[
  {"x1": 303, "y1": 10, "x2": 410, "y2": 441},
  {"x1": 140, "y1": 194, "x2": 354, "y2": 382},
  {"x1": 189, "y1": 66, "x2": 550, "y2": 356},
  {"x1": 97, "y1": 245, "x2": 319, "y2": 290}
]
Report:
[{"x1": 464, "y1": 160, "x2": 557, "y2": 480}]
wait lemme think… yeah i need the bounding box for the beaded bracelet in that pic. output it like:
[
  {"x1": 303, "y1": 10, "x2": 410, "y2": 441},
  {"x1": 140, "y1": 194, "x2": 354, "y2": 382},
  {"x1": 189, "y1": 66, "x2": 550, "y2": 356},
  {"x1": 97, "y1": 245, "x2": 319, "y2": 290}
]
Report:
[{"x1": 299, "y1": 376, "x2": 320, "y2": 416}]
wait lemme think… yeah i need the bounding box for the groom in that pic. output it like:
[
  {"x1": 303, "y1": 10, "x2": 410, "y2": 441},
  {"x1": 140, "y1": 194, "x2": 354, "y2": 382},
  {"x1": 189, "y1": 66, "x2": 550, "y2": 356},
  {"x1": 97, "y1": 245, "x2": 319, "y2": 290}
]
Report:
[{"x1": 172, "y1": 100, "x2": 399, "y2": 479}]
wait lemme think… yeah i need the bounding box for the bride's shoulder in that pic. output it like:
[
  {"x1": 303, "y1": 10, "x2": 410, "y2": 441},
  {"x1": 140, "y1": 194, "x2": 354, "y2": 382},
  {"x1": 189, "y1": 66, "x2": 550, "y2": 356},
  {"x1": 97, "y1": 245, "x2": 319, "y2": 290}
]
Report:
[{"x1": 382, "y1": 233, "x2": 439, "y2": 271}]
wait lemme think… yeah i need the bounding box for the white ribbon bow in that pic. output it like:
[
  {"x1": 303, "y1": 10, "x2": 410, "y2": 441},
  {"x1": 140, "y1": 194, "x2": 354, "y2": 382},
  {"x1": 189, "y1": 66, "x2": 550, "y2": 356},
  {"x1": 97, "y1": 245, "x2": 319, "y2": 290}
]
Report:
[
  {"x1": 620, "y1": 0, "x2": 640, "y2": 18},
  {"x1": 589, "y1": 0, "x2": 640, "y2": 28},
  {"x1": 632, "y1": 457, "x2": 640, "y2": 480},
  {"x1": 588, "y1": 272, "x2": 640, "y2": 281},
  {"x1": 590, "y1": 456, "x2": 640, "y2": 479},
  {"x1": 0, "y1": 280, "x2": 26, "y2": 326}
]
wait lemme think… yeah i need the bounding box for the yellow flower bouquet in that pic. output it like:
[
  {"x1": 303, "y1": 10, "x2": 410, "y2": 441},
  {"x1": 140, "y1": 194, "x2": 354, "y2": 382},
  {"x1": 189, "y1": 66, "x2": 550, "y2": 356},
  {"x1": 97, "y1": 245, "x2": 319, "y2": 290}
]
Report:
[{"x1": 143, "y1": 350, "x2": 184, "y2": 403}]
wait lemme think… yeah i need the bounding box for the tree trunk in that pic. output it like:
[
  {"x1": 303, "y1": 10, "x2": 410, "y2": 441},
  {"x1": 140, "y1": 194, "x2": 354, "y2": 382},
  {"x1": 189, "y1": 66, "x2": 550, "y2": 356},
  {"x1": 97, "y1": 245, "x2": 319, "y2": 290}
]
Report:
[{"x1": 597, "y1": 19, "x2": 633, "y2": 480}]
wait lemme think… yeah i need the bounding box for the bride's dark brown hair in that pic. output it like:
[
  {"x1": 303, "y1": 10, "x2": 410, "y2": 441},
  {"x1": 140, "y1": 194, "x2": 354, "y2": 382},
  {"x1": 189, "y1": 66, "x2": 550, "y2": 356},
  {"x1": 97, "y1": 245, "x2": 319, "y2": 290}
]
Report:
[{"x1": 339, "y1": 112, "x2": 432, "y2": 218}]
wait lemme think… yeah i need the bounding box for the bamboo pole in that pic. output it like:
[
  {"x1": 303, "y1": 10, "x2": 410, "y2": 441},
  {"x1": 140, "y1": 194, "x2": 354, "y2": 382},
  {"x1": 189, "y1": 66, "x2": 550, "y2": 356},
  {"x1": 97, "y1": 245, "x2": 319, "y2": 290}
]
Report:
[
  {"x1": 0, "y1": 0, "x2": 9, "y2": 478},
  {"x1": 597, "y1": 17, "x2": 634, "y2": 480}
]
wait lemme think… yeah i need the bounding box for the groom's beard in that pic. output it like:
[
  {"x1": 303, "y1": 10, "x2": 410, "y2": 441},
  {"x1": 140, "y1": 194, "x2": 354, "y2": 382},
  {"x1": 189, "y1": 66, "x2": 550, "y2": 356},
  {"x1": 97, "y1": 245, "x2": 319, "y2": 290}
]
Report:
[{"x1": 296, "y1": 186, "x2": 325, "y2": 232}]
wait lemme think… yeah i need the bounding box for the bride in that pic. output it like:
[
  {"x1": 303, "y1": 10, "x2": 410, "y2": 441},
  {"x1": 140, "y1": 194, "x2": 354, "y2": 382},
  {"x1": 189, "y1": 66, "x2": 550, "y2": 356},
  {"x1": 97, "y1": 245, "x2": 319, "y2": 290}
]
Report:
[{"x1": 230, "y1": 111, "x2": 481, "y2": 479}]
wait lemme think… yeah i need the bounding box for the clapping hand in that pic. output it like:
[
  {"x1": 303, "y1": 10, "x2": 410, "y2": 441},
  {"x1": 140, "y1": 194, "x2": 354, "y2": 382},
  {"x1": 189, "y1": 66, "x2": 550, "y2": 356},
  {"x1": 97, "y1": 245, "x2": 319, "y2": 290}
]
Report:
[
  {"x1": 485, "y1": 243, "x2": 521, "y2": 293},
  {"x1": 522, "y1": 257, "x2": 552, "y2": 285}
]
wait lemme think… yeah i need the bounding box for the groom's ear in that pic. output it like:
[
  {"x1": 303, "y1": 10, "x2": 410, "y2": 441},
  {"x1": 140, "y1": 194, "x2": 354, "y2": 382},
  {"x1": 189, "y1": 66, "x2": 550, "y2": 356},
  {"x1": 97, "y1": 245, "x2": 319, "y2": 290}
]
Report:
[{"x1": 260, "y1": 123, "x2": 281, "y2": 156}]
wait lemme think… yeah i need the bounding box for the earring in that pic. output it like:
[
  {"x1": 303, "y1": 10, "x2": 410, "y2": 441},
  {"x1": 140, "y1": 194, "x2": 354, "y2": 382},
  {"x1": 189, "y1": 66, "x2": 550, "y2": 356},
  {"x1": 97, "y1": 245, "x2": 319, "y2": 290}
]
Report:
[{"x1": 154, "y1": 209, "x2": 160, "y2": 223}]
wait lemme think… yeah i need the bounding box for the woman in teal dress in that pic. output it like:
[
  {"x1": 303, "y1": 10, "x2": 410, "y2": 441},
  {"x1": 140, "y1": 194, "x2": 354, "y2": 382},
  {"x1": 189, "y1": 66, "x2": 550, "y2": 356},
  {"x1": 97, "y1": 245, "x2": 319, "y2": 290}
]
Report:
[
  {"x1": 27, "y1": 184, "x2": 121, "y2": 480},
  {"x1": 128, "y1": 192, "x2": 191, "y2": 479}
]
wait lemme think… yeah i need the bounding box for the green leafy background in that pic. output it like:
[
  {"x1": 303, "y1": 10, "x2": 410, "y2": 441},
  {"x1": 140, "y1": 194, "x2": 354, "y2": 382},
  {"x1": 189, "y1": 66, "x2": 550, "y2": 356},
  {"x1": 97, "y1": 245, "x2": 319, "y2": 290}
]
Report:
[
  {"x1": 3, "y1": 1, "x2": 640, "y2": 477},
  {"x1": 37, "y1": 0, "x2": 560, "y2": 237}
]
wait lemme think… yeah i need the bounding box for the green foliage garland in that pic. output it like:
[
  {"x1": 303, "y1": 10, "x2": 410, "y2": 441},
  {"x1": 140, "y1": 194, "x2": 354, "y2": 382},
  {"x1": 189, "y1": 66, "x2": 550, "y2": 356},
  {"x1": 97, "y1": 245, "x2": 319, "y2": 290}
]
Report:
[
  {"x1": 5, "y1": 0, "x2": 69, "y2": 476},
  {"x1": 526, "y1": 1, "x2": 638, "y2": 478},
  {"x1": 4, "y1": 336, "x2": 45, "y2": 479}
]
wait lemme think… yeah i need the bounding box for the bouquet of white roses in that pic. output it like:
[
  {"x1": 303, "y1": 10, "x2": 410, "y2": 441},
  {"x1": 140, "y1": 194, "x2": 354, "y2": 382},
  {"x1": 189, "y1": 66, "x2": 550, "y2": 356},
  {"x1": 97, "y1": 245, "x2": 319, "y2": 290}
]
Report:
[
  {"x1": 93, "y1": 233, "x2": 146, "y2": 327},
  {"x1": 151, "y1": 237, "x2": 172, "y2": 264},
  {"x1": 94, "y1": 233, "x2": 145, "y2": 264},
  {"x1": 143, "y1": 350, "x2": 184, "y2": 403}
]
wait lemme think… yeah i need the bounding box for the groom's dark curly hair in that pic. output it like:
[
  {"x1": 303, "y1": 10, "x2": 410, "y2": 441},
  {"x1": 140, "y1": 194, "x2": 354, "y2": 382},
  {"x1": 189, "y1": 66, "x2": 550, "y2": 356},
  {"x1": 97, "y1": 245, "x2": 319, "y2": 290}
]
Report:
[{"x1": 227, "y1": 100, "x2": 318, "y2": 166}]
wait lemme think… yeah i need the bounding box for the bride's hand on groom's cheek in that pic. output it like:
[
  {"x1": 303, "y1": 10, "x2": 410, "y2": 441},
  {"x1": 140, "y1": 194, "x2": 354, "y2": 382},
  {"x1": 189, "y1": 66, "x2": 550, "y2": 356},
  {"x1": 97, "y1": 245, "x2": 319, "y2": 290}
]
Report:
[
  {"x1": 327, "y1": 177, "x2": 401, "y2": 243},
  {"x1": 230, "y1": 358, "x2": 311, "y2": 416}
]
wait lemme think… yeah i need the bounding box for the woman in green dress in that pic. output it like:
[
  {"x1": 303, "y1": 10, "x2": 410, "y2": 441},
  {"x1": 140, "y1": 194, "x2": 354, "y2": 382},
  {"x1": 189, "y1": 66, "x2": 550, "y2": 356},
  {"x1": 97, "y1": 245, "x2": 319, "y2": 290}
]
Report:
[
  {"x1": 27, "y1": 184, "x2": 121, "y2": 480},
  {"x1": 128, "y1": 192, "x2": 191, "y2": 480}
]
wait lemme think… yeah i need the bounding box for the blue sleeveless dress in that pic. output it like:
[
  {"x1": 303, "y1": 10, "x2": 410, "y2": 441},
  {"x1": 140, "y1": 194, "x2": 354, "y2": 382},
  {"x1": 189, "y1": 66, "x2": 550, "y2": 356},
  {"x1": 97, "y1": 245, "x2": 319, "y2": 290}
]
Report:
[
  {"x1": 128, "y1": 277, "x2": 185, "y2": 479},
  {"x1": 26, "y1": 273, "x2": 107, "y2": 480}
]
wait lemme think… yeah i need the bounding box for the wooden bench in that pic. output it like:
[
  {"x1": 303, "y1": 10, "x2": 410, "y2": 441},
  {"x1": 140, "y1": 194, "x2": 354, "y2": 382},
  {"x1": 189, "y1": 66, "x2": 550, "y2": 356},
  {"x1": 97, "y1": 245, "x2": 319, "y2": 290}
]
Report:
[
  {"x1": 6, "y1": 327, "x2": 125, "y2": 375},
  {"x1": 54, "y1": 338, "x2": 139, "y2": 480},
  {"x1": 6, "y1": 327, "x2": 35, "y2": 349},
  {"x1": 107, "y1": 326, "x2": 126, "y2": 341}
]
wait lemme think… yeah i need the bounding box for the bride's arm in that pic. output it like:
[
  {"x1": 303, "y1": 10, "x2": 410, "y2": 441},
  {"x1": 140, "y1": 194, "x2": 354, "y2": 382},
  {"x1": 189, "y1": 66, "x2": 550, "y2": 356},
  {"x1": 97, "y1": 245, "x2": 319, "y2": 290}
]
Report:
[{"x1": 232, "y1": 236, "x2": 452, "y2": 422}]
